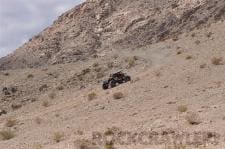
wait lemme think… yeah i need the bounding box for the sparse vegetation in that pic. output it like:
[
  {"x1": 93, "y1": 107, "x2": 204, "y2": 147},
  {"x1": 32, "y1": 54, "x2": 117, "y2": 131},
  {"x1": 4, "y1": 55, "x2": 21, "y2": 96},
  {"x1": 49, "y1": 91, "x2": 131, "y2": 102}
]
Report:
[
  {"x1": 113, "y1": 92, "x2": 124, "y2": 99},
  {"x1": 5, "y1": 119, "x2": 17, "y2": 127},
  {"x1": 177, "y1": 51, "x2": 182, "y2": 55},
  {"x1": 11, "y1": 103, "x2": 22, "y2": 110},
  {"x1": 39, "y1": 84, "x2": 48, "y2": 92},
  {"x1": 27, "y1": 74, "x2": 34, "y2": 78},
  {"x1": 35, "y1": 117, "x2": 42, "y2": 124},
  {"x1": 53, "y1": 132, "x2": 64, "y2": 143},
  {"x1": 96, "y1": 72, "x2": 105, "y2": 79},
  {"x1": 177, "y1": 105, "x2": 188, "y2": 113},
  {"x1": 42, "y1": 101, "x2": 50, "y2": 107},
  {"x1": 185, "y1": 112, "x2": 201, "y2": 125},
  {"x1": 126, "y1": 56, "x2": 137, "y2": 68},
  {"x1": 200, "y1": 63, "x2": 207, "y2": 68},
  {"x1": 48, "y1": 92, "x2": 56, "y2": 99},
  {"x1": 105, "y1": 141, "x2": 115, "y2": 149},
  {"x1": 165, "y1": 142, "x2": 187, "y2": 149},
  {"x1": 211, "y1": 57, "x2": 223, "y2": 65},
  {"x1": 195, "y1": 40, "x2": 200, "y2": 45},
  {"x1": 0, "y1": 130, "x2": 15, "y2": 140},
  {"x1": 3, "y1": 72, "x2": 9, "y2": 76},
  {"x1": 56, "y1": 85, "x2": 64, "y2": 90},
  {"x1": 185, "y1": 55, "x2": 192, "y2": 60},
  {"x1": 107, "y1": 61, "x2": 114, "y2": 69},
  {"x1": 88, "y1": 92, "x2": 97, "y2": 101},
  {"x1": 92, "y1": 62, "x2": 99, "y2": 67}
]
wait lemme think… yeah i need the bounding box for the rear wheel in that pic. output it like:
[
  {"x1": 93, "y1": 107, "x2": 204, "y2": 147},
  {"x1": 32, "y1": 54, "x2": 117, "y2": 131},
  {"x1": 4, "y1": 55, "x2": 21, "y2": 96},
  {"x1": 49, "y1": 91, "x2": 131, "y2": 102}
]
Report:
[{"x1": 103, "y1": 82, "x2": 109, "y2": 90}]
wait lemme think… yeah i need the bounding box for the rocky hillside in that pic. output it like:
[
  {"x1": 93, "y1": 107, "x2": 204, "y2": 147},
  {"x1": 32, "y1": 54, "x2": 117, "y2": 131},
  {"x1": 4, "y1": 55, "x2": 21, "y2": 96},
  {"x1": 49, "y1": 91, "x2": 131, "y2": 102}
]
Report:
[
  {"x1": 1, "y1": 0, "x2": 225, "y2": 148},
  {"x1": 0, "y1": 0, "x2": 225, "y2": 70}
]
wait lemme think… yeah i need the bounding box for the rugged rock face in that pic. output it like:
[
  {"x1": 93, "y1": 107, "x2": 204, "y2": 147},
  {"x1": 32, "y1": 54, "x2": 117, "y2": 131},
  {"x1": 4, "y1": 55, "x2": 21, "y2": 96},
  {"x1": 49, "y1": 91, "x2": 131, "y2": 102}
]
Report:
[{"x1": 0, "y1": 0, "x2": 224, "y2": 70}]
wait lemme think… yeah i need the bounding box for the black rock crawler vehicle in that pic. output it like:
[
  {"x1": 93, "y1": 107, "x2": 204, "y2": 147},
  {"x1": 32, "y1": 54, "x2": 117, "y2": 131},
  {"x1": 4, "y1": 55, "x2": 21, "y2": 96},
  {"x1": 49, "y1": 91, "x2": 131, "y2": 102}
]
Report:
[{"x1": 102, "y1": 71, "x2": 131, "y2": 90}]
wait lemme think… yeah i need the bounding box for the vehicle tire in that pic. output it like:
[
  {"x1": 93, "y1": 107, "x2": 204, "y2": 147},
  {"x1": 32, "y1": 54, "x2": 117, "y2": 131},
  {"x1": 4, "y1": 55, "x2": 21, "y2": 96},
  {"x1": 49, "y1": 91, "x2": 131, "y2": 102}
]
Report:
[
  {"x1": 110, "y1": 80, "x2": 117, "y2": 88},
  {"x1": 124, "y1": 76, "x2": 131, "y2": 82},
  {"x1": 102, "y1": 82, "x2": 109, "y2": 90}
]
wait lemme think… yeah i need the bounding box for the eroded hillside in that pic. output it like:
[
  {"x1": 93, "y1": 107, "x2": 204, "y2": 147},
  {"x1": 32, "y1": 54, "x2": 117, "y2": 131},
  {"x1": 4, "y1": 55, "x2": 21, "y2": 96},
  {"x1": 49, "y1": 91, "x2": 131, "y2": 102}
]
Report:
[{"x1": 0, "y1": 0, "x2": 224, "y2": 69}]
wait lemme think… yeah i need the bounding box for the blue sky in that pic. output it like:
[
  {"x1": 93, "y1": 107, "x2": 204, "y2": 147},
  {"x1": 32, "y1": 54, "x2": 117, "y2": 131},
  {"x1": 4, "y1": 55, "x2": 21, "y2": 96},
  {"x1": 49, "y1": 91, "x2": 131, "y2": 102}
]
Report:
[{"x1": 0, "y1": 0, "x2": 85, "y2": 58}]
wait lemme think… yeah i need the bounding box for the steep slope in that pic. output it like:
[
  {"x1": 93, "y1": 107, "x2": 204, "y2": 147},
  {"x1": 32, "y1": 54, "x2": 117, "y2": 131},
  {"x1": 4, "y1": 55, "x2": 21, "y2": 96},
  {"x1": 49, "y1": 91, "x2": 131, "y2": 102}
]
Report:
[
  {"x1": 0, "y1": 21, "x2": 225, "y2": 149},
  {"x1": 0, "y1": 0, "x2": 225, "y2": 70}
]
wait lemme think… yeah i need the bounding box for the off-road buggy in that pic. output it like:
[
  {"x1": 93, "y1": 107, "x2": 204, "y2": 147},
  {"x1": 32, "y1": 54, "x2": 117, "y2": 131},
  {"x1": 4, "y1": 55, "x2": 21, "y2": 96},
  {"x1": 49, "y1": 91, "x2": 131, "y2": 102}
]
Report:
[{"x1": 102, "y1": 71, "x2": 131, "y2": 90}]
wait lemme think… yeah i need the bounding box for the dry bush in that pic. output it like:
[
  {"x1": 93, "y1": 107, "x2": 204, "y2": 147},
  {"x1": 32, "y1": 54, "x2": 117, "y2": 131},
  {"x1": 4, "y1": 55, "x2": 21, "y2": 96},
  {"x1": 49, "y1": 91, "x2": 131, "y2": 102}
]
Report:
[
  {"x1": 48, "y1": 92, "x2": 56, "y2": 99},
  {"x1": 200, "y1": 63, "x2": 207, "y2": 69},
  {"x1": 3, "y1": 72, "x2": 9, "y2": 76},
  {"x1": 105, "y1": 141, "x2": 115, "y2": 149},
  {"x1": 0, "y1": 130, "x2": 15, "y2": 140},
  {"x1": 107, "y1": 62, "x2": 114, "y2": 69},
  {"x1": 39, "y1": 84, "x2": 48, "y2": 92},
  {"x1": 177, "y1": 105, "x2": 188, "y2": 113},
  {"x1": 96, "y1": 72, "x2": 105, "y2": 79},
  {"x1": 27, "y1": 74, "x2": 34, "y2": 78},
  {"x1": 42, "y1": 101, "x2": 50, "y2": 107},
  {"x1": 128, "y1": 59, "x2": 135, "y2": 68},
  {"x1": 165, "y1": 142, "x2": 186, "y2": 149},
  {"x1": 113, "y1": 92, "x2": 124, "y2": 99},
  {"x1": 185, "y1": 112, "x2": 201, "y2": 125},
  {"x1": 92, "y1": 62, "x2": 99, "y2": 67},
  {"x1": 74, "y1": 139, "x2": 97, "y2": 149},
  {"x1": 211, "y1": 57, "x2": 223, "y2": 65},
  {"x1": 35, "y1": 117, "x2": 42, "y2": 124},
  {"x1": 56, "y1": 85, "x2": 64, "y2": 91},
  {"x1": 88, "y1": 92, "x2": 97, "y2": 101},
  {"x1": 185, "y1": 55, "x2": 192, "y2": 60},
  {"x1": 126, "y1": 57, "x2": 136, "y2": 68},
  {"x1": 94, "y1": 67, "x2": 102, "y2": 72},
  {"x1": 5, "y1": 119, "x2": 17, "y2": 127},
  {"x1": 176, "y1": 51, "x2": 182, "y2": 55},
  {"x1": 53, "y1": 132, "x2": 64, "y2": 143},
  {"x1": 33, "y1": 144, "x2": 43, "y2": 149},
  {"x1": 195, "y1": 40, "x2": 200, "y2": 45},
  {"x1": 81, "y1": 68, "x2": 91, "y2": 75}
]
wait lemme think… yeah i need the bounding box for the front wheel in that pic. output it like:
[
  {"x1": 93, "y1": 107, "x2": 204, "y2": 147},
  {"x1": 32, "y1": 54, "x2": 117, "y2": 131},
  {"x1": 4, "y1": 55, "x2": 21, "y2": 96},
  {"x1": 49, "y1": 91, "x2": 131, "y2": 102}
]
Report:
[
  {"x1": 124, "y1": 76, "x2": 131, "y2": 82},
  {"x1": 110, "y1": 80, "x2": 117, "y2": 88}
]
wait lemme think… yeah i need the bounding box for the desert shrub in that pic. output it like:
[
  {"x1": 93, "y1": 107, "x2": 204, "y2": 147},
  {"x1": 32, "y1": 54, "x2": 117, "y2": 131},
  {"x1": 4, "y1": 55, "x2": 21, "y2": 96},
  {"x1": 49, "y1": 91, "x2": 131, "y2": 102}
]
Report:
[
  {"x1": 27, "y1": 74, "x2": 34, "y2": 78},
  {"x1": 105, "y1": 141, "x2": 115, "y2": 149},
  {"x1": 81, "y1": 68, "x2": 91, "y2": 75},
  {"x1": 3, "y1": 72, "x2": 9, "y2": 76},
  {"x1": 11, "y1": 103, "x2": 22, "y2": 110},
  {"x1": 35, "y1": 117, "x2": 42, "y2": 124},
  {"x1": 177, "y1": 105, "x2": 188, "y2": 113},
  {"x1": 107, "y1": 62, "x2": 114, "y2": 69},
  {"x1": 48, "y1": 92, "x2": 56, "y2": 99},
  {"x1": 0, "y1": 130, "x2": 15, "y2": 140},
  {"x1": 53, "y1": 132, "x2": 64, "y2": 143},
  {"x1": 39, "y1": 84, "x2": 48, "y2": 92},
  {"x1": 200, "y1": 63, "x2": 207, "y2": 68},
  {"x1": 185, "y1": 112, "x2": 201, "y2": 125},
  {"x1": 88, "y1": 92, "x2": 97, "y2": 101},
  {"x1": 94, "y1": 67, "x2": 102, "y2": 72},
  {"x1": 211, "y1": 57, "x2": 223, "y2": 65},
  {"x1": 185, "y1": 55, "x2": 192, "y2": 60},
  {"x1": 113, "y1": 92, "x2": 124, "y2": 99},
  {"x1": 42, "y1": 101, "x2": 50, "y2": 107},
  {"x1": 92, "y1": 62, "x2": 99, "y2": 67},
  {"x1": 195, "y1": 40, "x2": 200, "y2": 45},
  {"x1": 5, "y1": 119, "x2": 17, "y2": 127},
  {"x1": 56, "y1": 85, "x2": 64, "y2": 90},
  {"x1": 96, "y1": 72, "x2": 105, "y2": 79}
]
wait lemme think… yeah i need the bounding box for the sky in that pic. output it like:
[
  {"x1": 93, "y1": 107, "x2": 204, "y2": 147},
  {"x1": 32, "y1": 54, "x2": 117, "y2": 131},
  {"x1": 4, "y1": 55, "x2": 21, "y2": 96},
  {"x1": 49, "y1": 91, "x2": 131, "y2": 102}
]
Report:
[{"x1": 0, "y1": 0, "x2": 85, "y2": 58}]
